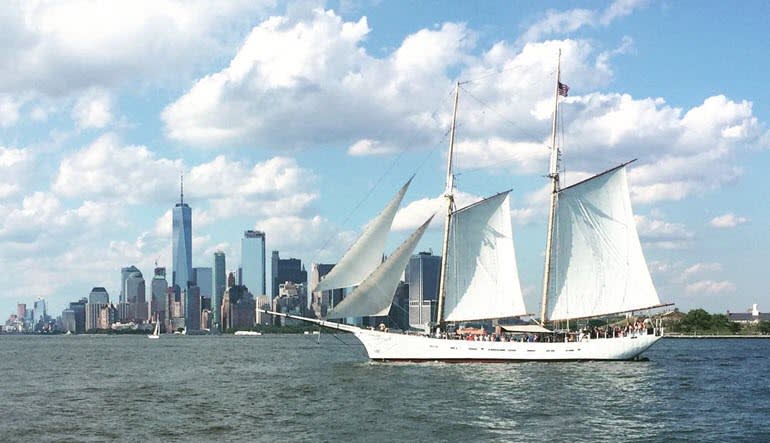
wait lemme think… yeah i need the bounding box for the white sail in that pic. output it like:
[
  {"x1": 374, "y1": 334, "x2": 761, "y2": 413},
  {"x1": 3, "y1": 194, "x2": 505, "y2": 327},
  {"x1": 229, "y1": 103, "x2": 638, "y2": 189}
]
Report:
[
  {"x1": 326, "y1": 215, "x2": 433, "y2": 320},
  {"x1": 314, "y1": 177, "x2": 412, "y2": 292},
  {"x1": 548, "y1": 165, "x2": 660, "y2": 321},
  {"x1": 443, "y1": 192, "x2": 527, "y2": 322}
]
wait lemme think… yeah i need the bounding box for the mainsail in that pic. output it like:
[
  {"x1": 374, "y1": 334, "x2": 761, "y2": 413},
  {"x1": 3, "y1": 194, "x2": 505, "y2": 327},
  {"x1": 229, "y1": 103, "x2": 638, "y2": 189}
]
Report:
[
  {"x1": 547, "y1": 165, "x2": 661, "y2": 321},
  {"x1": 326, "y1": 216, "x2": 434, "y2": 319},
  {"x1": 442, "y1": 191, "x2": 527, "y2": 322},
  {"x1": 314, "y1": 177, "x2": 412, "y2": 292}
]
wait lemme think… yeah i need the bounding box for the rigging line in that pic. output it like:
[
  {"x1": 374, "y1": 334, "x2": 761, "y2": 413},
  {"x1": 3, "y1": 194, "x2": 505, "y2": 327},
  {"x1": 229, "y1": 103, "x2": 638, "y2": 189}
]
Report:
[
  {"x1": 461, "y1": 64, "x2": 530, "y2": 85},
  {"x1": 309, "y1": 87, "x2": 457, "y2": 266},
  {"x1": 459, "y1": 84, "x2": 550, "y2": 150}
]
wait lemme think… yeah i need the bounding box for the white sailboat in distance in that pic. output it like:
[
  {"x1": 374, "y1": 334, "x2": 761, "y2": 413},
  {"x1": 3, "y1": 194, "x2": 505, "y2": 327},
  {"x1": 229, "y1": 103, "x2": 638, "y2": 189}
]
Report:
[
  {"x1": 263, "y1": 52, "x2": 671, "y2": 361},
  {"x1": 148, "y1": 320, "x2": 160, "y2": 339}
]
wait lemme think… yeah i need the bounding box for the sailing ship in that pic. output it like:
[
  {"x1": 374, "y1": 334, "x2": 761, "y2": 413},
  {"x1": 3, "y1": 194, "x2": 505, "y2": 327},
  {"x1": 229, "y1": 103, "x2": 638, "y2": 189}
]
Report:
[
  {"x1": 147, "y1": 320, "x2": 160, "y2": 339},
  {"x1": 264, "y1": 53, "x2": 670, "y2": 361}
]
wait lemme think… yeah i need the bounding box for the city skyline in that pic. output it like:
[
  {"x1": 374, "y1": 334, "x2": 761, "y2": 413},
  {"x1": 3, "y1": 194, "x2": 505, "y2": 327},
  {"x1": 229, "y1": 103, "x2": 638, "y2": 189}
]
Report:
[{"x1": 1, "y1": 1, "x2": 769, "y2": 317}]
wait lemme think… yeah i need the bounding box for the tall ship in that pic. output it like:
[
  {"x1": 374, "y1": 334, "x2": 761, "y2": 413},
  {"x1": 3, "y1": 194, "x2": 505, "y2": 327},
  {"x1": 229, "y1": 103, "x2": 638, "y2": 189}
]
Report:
[{"x1": 265, "y1": 53, "x2": 670, "y2": 362}]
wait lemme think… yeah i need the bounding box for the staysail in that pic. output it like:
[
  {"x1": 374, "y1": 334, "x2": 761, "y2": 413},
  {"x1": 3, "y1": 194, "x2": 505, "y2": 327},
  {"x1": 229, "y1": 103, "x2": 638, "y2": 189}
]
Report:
[
  {"x1": 326, "y1": 216, "x2": 434, "y2": 319},
  {"x1": 548, "y1": 165, "x2": 661, "y2": 321},
  {"x1": 442, "y1": 191, "x2": 527, "y2": 322},
  {"x1": 314, "y1": 177, "x2": 412, "y2": 292}
]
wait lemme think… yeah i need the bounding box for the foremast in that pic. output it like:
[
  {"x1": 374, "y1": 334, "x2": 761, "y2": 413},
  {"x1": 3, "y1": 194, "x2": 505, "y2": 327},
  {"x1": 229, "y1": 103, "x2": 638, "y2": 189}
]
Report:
[
  {"x1": 436, "y1": 81, "x2": 460, "y2": 331},
  {"x1": 539, "y1": 50, "x2": 562, "y2": 326}
]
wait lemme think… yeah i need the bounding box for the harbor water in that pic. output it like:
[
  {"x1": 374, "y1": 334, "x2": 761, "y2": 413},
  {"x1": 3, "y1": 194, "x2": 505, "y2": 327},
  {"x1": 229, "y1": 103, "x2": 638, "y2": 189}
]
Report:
[{"x1": 1, "y1": 335, "x2": 768, "y2": 442}]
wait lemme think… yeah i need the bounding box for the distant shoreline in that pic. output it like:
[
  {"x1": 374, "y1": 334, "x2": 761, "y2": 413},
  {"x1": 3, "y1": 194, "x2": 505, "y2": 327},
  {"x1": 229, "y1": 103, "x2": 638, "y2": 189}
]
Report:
[{"x1": 664, "y1": 334, "x2": 770, "y2": 339}]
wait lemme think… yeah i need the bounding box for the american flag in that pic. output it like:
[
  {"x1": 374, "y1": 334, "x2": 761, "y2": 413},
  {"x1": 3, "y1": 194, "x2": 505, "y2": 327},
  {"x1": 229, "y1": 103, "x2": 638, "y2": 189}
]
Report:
[{"x1": 558, "y1": 81, "x2": 569, "y2": 97}]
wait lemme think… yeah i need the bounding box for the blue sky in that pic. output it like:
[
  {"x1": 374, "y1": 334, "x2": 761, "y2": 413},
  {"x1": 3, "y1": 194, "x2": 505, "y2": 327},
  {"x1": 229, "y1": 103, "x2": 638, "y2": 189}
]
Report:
[{"x1": 1, "y1": 0, "x2": 768, "y2": 318}]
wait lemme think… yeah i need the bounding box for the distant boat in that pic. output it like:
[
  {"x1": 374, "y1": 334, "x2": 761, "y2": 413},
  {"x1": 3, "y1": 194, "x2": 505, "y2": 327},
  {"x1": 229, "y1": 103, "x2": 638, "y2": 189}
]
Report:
[
  {"x1": 263, "y1": 52, "x2": 670, "y2": 362},
  {"x1": 147, "y1": 321, "x2": 160, "y2": 340},
  {"x1": 234, "y1": 331, "x2": 262, "y2": 336}
]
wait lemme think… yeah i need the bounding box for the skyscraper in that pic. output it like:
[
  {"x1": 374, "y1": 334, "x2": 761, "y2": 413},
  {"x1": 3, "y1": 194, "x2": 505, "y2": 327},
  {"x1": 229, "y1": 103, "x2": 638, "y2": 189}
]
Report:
[
  {"x1": 86, "y1": 287, "x2": 110, "y2": 331},
  {"x1": 271, "y1": 251, "x2": 307, "y2": 299},
  {"x1": 120, "y1": 265, "x2": 140, "y2": 303},
  {"x1": 192, "y1": 267, "x2": 212, "y2": 300},
  {"x1": 407, "y1": 251, "x2": 441, "y2": 329},
  {"x1": 151, "y1": 267, "x2": 168, "y2": 325},
  {"x1": 241, "y1": 230, "x2": 266, "y2": 298},
  {"x1": 172, "y1": 175, "x2": 192, "y2": 293},
  {"x1": 33, "y1": 298, "x2": 47, "y2": 324},
  {"x1": 125, "y1": 268, "x2": 147, "y2": 322},
  {"x1": 212, "y1": 251, "x2": 226, "y2": 331}
]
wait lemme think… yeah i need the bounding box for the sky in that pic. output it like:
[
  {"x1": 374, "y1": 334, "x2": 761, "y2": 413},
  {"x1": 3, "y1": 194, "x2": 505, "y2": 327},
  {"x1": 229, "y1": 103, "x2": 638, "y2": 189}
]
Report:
[{"x1": 1, "y1": 0, "x2": 769, "y2": 318}]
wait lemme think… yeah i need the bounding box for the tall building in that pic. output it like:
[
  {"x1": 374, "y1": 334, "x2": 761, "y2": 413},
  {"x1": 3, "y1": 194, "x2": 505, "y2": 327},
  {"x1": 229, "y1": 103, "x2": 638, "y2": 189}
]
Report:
[
  {"x1": 271, "y1": 251, "x2": 307, "y2": 299},
  {"x1": 16, "y1": 303, "x2": 26, "y2": 320},
  {"x1": 241, "y1": 230, "x2": 266, "y2": 298},
  {"x1": 125, "y1": 268, "x2": 147, "y2": 322},
  {"x1": 33, "y1": 298, "x2": 47, "y2": 324},
  {"x1": 119, "y1": 265, "x2": 140, "y2": 303},
  {"x1": 69, "y1": 298, "x2": 87, "y2": 334},
  {"x1": 407, "y1": 251, "x2": 441, "y2": 329},
  {"x1": 89, "y1": 287, "x2": 110, "y2": 304},
  {"x1": 184, "y1": 286, "x2": 201, "y2": 332},
  {"x1": 86, "y1": 287, "x2": 110, "y2": 331},
  {"x1": 151, "y1": 267, "x2": 168, "y2": 325},
  {"x1": 192, "y1": 267, "x2": 212, "y2": 300},
  {"x1": 212, "y1": 251, "x2": 226, "y2": 331},
  {"x1": 172, "y1": 175, "x2": 193, "y2": 293},
  {"x1": 310, "y1": 263, "x2": 342, "y2": 318},
  {"x1": 221, "y1": 273, "x2": 255, "y2": 331}
]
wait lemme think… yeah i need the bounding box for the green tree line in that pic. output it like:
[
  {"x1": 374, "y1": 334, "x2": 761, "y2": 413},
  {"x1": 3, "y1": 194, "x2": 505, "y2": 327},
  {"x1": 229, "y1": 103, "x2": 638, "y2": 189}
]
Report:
[{"x1": 670, "y1": 308, "x2": 770, "y2": 335}]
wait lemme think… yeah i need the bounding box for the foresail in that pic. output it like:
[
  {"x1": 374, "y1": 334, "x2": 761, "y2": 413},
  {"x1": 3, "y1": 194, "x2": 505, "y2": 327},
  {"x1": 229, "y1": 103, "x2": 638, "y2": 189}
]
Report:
[
  {"x1": 326, "y1": 215, "x2": 434, "y2": 320},
  {"x1": 443, "y1": 192, "x2": 527, "y2": 322},
  {"x1": 314, "y1": 177, "x2": 412, "y2": 292},
  {"x1": 548, "y1": 165, "x2": 661, "y2": 321}
]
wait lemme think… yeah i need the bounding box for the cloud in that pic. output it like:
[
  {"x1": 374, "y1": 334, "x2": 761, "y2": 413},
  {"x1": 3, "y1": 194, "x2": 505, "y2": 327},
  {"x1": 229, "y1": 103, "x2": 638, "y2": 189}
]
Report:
[
  {"x1": 685, "y1": 280, "x2": 736, "y2": 296},
  {"x1": 53, "y1": 133, "x2": 181, "y2": 203},
  {"x1": 681, "y1": 263, "x2": 723, "y2": 281},
  {"x1": 253, "y1": 215, "x2": 356, "y2": 263},
  {"x1": 72, "y1": 88, "x2": 112, "y2": 129},
  {"x1": 0, "y1": 147, "x2": 34, "y2": 199},
  {"x1": 635, "y1": 214, "x2": 693, "y2": 249},
  {"x1": 348, "y1": 139, "x2": 400, "y2": 156},
  {"x1": 0, "y1": 0, "x2": 274, "y2": 97},
  {"x1": 162, "y1": 9, "x2": 473, "y2": 148},
  {"x1": 518, "y1": 0, "x2": 647, "y2": 44},
  {"x1": 709, "y1": 213, "x2": 748, "y2": 229},
  {"x1": 0, "y1": 94, "x2": 23, "y2": 127}
]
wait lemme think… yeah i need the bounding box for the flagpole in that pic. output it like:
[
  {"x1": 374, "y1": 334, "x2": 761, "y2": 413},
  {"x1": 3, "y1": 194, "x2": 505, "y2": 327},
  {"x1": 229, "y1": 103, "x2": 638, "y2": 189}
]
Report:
[{"x1": 540, "y1": 49, "x2": 562, "y2": 326}]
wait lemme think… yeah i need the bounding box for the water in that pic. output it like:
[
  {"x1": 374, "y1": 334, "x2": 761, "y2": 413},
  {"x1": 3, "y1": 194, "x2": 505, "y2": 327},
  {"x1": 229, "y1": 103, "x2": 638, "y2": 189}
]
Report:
[{"x1": 1, "y1": 335, "x2": 768, "y2": 442}]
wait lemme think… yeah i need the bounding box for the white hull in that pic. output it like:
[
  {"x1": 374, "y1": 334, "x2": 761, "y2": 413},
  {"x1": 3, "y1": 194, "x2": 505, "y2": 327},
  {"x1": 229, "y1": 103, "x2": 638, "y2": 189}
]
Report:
[
  {"x1": 353, "y1": 329, "x2": 661, "y2": 362},
  {"x1": 259, "y1": 310, "x2": 662, "y2": 362}
]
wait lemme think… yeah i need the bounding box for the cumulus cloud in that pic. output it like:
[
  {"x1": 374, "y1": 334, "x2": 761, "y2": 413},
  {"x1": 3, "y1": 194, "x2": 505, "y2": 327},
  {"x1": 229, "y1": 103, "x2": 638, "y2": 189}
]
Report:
[
  {"x1": 72, "y1": 88, "x2": 112, "y2": 129},
  {"x1": 348, "y1": 139, "x2": 400, "y2": 156},
  {"x1": 685, "y1": 280, "x2": 736, "y2": 296},
  {"x1": 518, "y1": 0, "x2": 647, "y2": 44},
  {"x1": 53, "y1": 133, "x2": 181, "y2": 203},
  {"x1": 635, "y1": 214, "x2": 693, "y2": 249},
  {"x1": 0, "y1": 94, "x2": 23, "y2": 127},
  {"x1": 709, "y1": 213, "x2": 748, "y2": 229},
  {"x1": 162, "y1": 9, "x2": 473, "y2": 148},
  {"x1": 0, "y1": 0, "x2": 274, "y2": 96},
  {"x1": 0, "y1": 147, "x2": 34, "y2": 199}
]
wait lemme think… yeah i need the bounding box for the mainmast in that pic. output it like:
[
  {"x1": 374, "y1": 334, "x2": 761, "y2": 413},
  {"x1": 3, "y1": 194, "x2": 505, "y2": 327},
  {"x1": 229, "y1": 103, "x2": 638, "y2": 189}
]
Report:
[
  {"x1": 540, "y1": 50, "x2": 562, "y2": 325},
  {"x1": 436, "y1": 81, "x2": 460, "y2": 330}
]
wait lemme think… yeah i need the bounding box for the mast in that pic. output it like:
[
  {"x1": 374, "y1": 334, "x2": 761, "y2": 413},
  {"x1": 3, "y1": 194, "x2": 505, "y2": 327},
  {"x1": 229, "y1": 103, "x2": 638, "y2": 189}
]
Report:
[
  {"x1": 539, "y1": 50, "x2": 562, "y2": 325},
  {"x1": 436, "y1": 81, "x2": 460, "y2": 329}
]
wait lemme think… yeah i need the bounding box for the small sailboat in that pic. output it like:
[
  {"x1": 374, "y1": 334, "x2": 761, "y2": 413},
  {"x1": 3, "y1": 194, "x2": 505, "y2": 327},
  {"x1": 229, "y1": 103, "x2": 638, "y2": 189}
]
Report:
[
  {"x1": 147, "y1": 321, "x2": 160, "y2": 339},
  {"x1": 264, "y1": 52, "x2": 671, "y2": 361}
]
